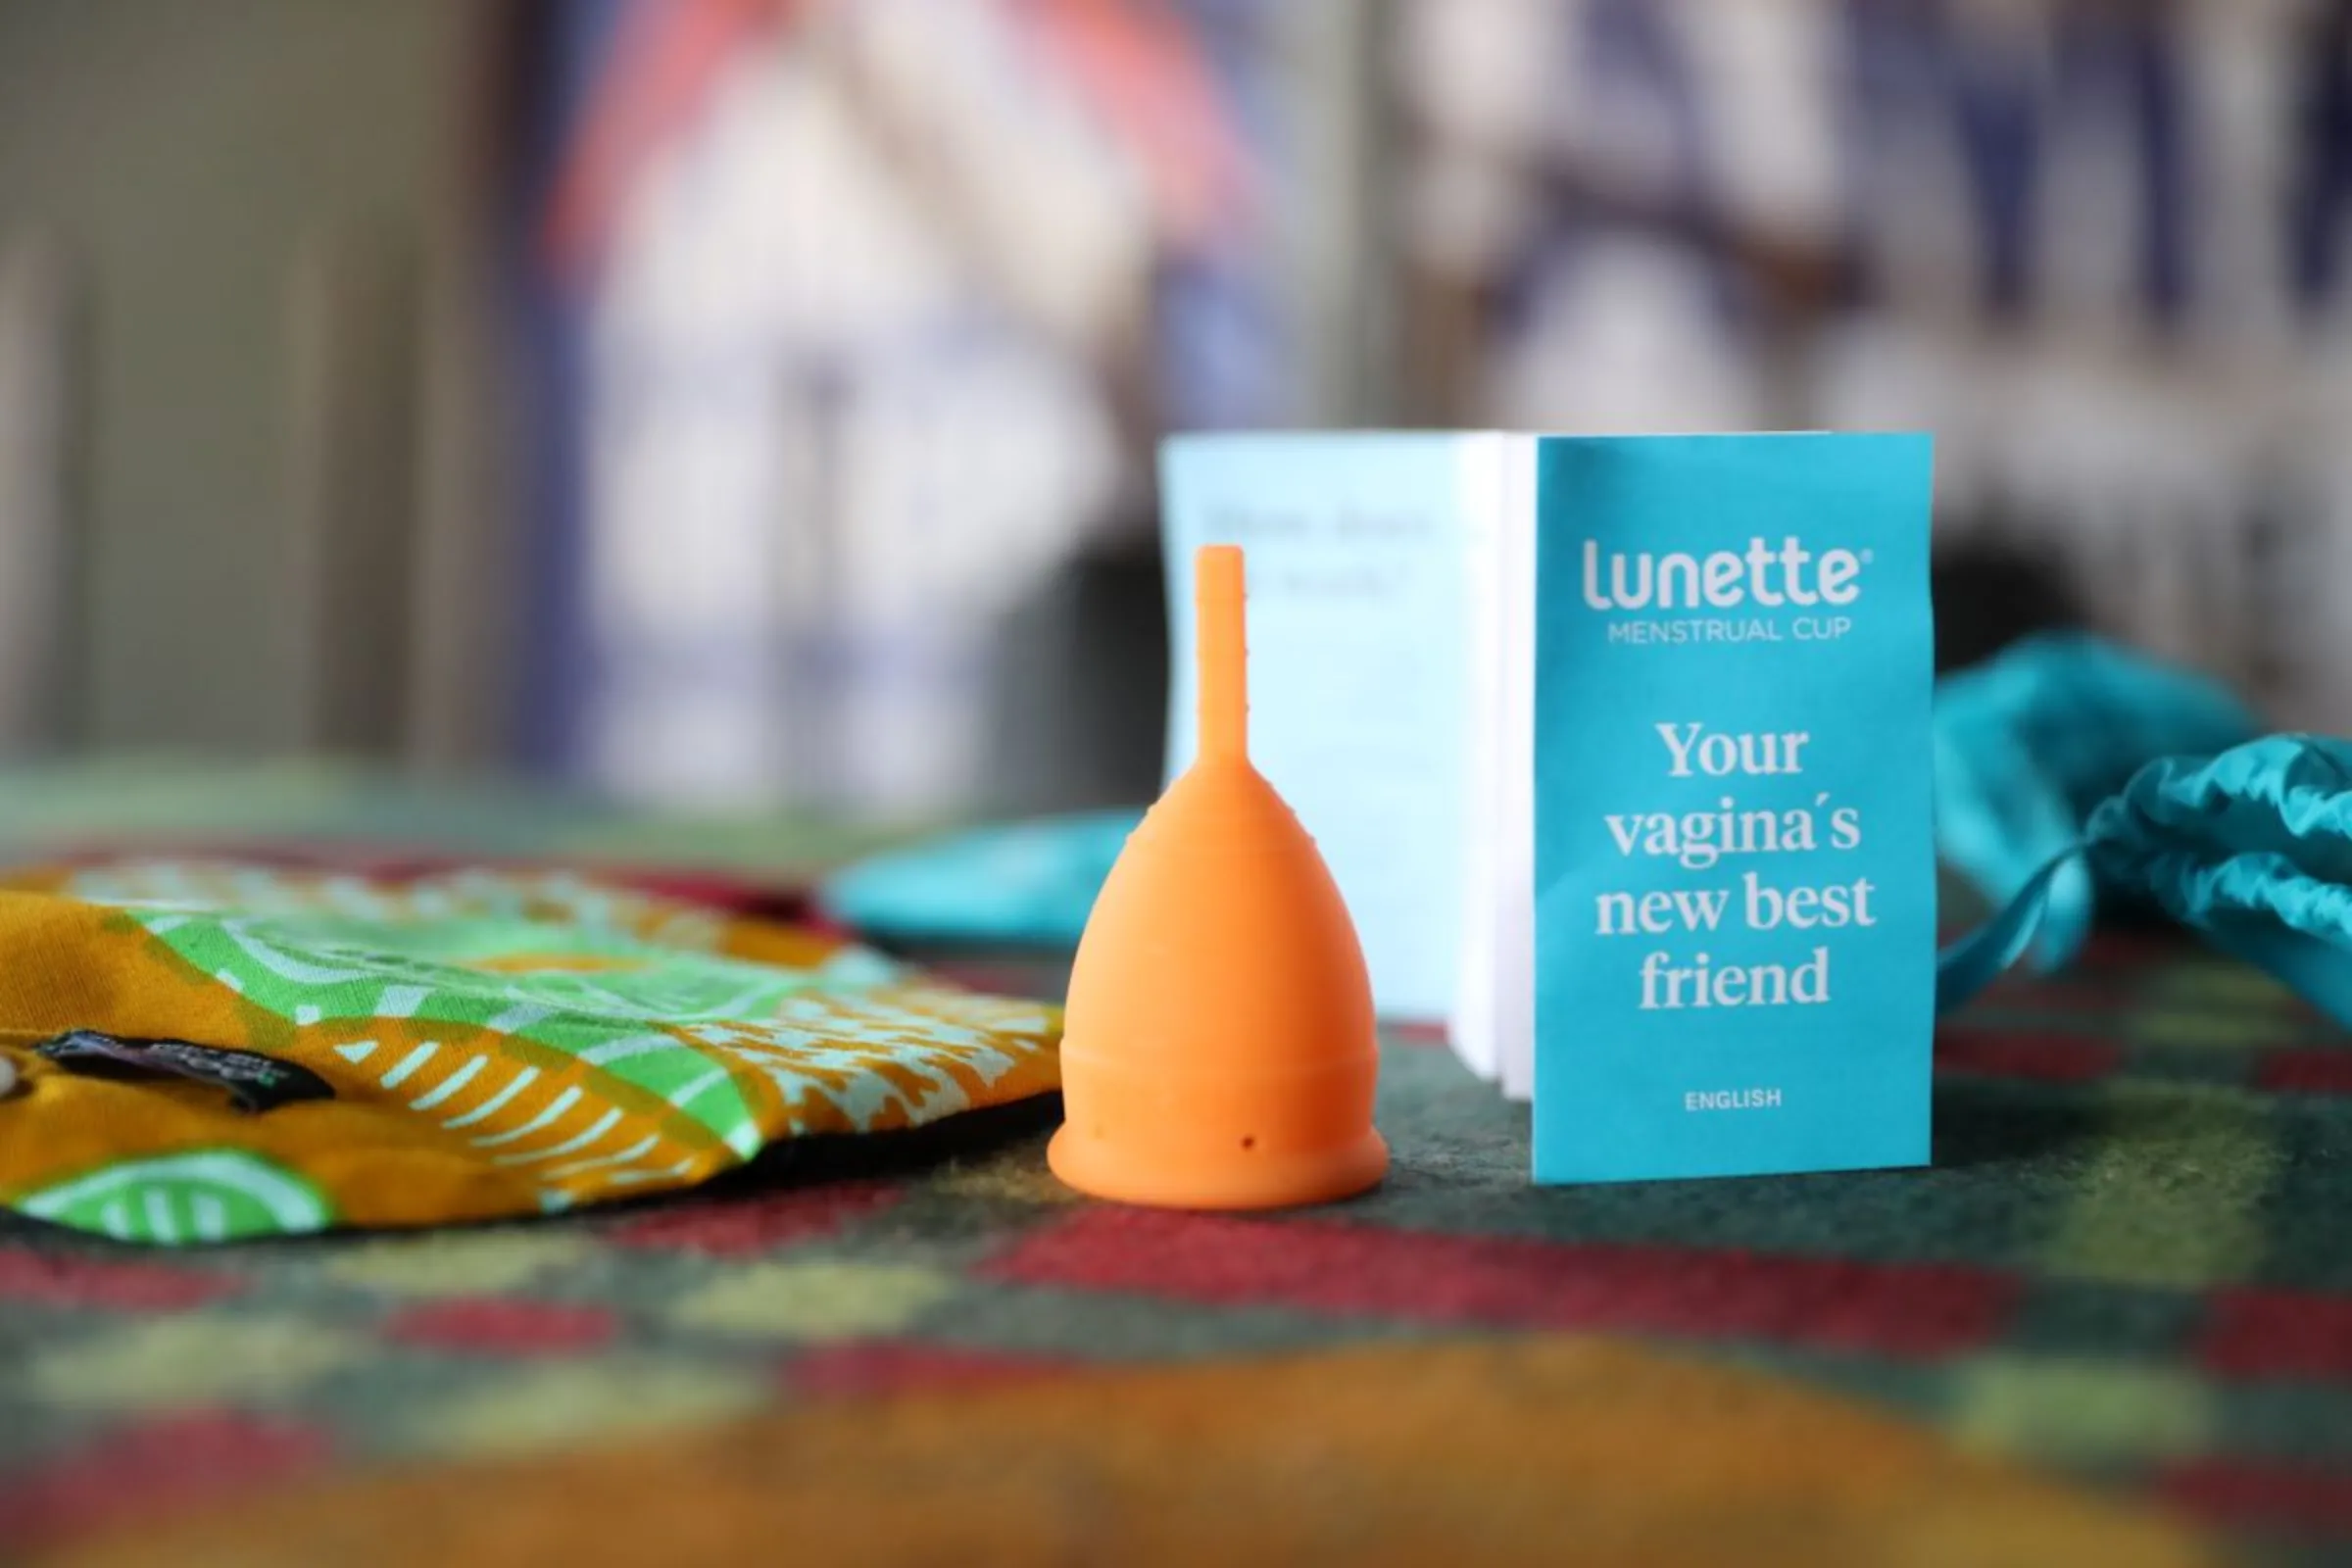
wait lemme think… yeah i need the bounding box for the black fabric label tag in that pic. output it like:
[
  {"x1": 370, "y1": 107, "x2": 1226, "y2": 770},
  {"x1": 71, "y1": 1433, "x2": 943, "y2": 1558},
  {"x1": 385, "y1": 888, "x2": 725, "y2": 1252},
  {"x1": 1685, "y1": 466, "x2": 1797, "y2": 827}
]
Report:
[{"x1": 35, "y1": 1031, "x2": 335, "y2": 1114}]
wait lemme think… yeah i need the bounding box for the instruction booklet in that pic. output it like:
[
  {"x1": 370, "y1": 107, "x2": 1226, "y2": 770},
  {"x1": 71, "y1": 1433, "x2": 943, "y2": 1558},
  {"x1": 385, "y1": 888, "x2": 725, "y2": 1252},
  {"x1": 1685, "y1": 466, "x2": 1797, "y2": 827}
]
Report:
[{"x1": 1162, "y1": 431, "x2": 1936, "y2": 1183}]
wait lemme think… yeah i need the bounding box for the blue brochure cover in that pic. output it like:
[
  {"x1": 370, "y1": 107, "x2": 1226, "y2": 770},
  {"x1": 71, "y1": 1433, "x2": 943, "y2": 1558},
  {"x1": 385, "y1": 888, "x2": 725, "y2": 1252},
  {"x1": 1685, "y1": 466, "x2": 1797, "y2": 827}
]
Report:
[
  {"x1": 1530, "y1": 434, "x2": 1936, "y2": 1182},
  {"x1": 1161, "y1": 433, "x2": 1473, "y2": 1021}
]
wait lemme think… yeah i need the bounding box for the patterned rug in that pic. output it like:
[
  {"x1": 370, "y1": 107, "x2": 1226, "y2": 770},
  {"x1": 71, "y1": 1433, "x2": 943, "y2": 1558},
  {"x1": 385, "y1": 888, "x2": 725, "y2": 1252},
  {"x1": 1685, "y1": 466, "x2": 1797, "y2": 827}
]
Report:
[{"x1": 0, "y1": 772, "x2": 2347, "y2": 1563}]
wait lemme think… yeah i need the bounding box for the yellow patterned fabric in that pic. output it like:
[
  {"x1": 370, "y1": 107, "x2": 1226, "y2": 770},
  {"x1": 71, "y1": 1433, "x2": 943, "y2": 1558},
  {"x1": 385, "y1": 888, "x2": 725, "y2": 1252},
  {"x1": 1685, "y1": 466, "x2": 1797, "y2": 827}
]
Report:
[{"x1": 0, "y1": 861, "x2": 1061, "y2": 1244}]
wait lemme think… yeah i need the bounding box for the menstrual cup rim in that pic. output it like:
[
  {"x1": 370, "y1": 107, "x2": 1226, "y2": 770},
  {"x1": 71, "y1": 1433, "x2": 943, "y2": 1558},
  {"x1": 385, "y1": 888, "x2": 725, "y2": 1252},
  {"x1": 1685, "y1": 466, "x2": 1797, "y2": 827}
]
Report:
[{"x1": 1046, "y1": 1123, "x2": 1389, "y2": 1211}]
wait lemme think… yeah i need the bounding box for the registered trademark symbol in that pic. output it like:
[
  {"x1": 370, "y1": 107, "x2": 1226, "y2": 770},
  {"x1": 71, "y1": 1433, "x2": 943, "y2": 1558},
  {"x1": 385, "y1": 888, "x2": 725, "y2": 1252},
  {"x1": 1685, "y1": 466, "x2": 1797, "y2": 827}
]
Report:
[{"x1": 1860, "y1": 550, "x2": 1875, "y2": 563}]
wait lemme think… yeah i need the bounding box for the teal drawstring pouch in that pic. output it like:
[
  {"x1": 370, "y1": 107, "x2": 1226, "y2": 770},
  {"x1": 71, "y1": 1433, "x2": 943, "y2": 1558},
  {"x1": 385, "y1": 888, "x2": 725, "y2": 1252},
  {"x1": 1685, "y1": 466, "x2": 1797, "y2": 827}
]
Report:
[
  {"x1": 1933, "y1": 632, "x2": 2256, "y2": 971},
  {"x1": 820, "y1": 809, "x2": 1140, "y2": 949},
  {"x1": 2088, "y1": 736, "x2": 2352, "y2": 1026},
  {"x1": 1939, "y1": 734, "x2": 2352, "y2": 1024}
]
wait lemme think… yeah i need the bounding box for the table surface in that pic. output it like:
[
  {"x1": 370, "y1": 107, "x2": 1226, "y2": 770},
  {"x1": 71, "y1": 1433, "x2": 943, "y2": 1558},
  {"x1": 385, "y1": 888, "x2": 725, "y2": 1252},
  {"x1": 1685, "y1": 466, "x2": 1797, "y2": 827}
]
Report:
[{"x1": 0, "y1": 764, "x2": 2347, "y2": 1565}]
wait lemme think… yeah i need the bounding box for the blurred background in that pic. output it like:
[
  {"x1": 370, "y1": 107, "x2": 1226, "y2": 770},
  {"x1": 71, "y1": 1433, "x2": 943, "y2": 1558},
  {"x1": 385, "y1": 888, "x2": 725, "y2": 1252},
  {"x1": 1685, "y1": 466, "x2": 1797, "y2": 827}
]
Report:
[{"x1": 1, "y1": 0, "x2": 2348, "y2": 827}]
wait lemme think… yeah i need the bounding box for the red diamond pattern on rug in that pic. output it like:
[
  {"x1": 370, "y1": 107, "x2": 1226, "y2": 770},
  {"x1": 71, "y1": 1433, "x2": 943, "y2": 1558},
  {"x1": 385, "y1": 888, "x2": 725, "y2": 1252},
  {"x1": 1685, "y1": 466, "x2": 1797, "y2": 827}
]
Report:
[
  {"x1": 604, "y1": 1179, "x2": 903, "y2": 1257},
  {"x1": 2197, "y1": 1288, "x2": 2352, "y2": 1383},
  {"x1": 0, "y1": 1410, "x2": 331, "y2": 1551},
  {"x1": 382, "y1": 1297, "x2": 625, "y2": 1357},
  {"x1": 1935, "y1": 1027, "x2": 2124, "y2": 1084},
  {"x1": 990, "y1": 1208, "x2": 2019, "y2": 1359},
  {"x1": 0, "y1": 1250, "x2": 240, "y2": 1312}
]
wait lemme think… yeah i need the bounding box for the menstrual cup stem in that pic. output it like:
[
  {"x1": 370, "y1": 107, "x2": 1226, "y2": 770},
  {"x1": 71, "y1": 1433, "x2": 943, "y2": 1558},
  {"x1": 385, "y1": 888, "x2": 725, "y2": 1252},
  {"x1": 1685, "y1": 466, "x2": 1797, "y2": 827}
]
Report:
[{"x1": 1197, "y1": 545, "x2": 1249, "y2": 761}]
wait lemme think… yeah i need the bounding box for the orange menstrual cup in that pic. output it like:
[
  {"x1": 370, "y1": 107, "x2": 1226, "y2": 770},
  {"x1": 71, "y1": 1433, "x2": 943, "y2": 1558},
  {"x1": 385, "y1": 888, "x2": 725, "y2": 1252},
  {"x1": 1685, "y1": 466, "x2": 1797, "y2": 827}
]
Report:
[{"x1": 1048, "y1": 544, "x2": 1388, "y2": 1209}]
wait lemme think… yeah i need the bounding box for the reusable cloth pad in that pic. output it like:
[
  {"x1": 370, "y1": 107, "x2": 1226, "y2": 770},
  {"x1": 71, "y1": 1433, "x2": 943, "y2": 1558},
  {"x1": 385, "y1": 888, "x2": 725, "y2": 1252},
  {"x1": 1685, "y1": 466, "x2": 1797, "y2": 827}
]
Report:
[{"x1": 0, "y1": 860, "x2": 1060, "y2": 1245}]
